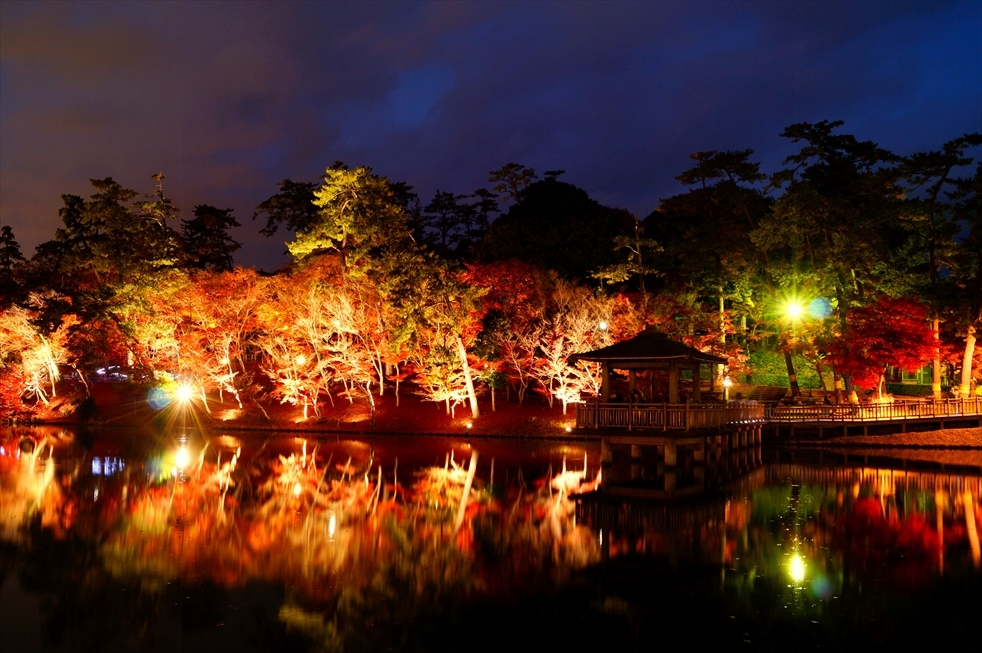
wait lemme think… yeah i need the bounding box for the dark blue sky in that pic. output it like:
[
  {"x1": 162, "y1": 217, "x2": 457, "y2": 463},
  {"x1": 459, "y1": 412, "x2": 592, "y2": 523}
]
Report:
[{"x1": 1, "y1": 1, "x2": 980, "y2": 270}]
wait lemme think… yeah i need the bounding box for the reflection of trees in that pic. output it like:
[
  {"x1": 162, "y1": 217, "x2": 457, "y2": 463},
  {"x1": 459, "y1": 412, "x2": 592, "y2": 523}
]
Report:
[
  {"x1": 0, "y1": 438, "x2": 599, "y2": 652},
  {"x1": 725, "y1": 465, "x2": 982, "y2": 647}
]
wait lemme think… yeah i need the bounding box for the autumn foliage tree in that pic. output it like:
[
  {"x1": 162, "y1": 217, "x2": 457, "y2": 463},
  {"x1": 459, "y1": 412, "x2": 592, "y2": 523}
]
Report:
[{"x1": 827, "y1": 296, "x2": 937, "y2": 399}]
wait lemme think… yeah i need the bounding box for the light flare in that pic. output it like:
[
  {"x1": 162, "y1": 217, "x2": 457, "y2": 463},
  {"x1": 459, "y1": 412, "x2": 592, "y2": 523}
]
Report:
[
  {"x1": 790, "y1": 553, "x2": 806, "y2": 583},
  {"x1": 174, "y1": 445, "x2": 190, "y2": 469}
]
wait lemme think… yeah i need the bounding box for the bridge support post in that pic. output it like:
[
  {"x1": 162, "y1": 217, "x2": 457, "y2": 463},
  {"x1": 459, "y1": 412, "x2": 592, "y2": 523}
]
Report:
[
  {"x1": 664, "y1": 442, "x2": 677, "y2": 467},
  {"x1": 601, "y1": 438, "x2": 612, "y2": 464},
  {"x1": 694, "y1": 441, "x2": 705, "y2": 463}
]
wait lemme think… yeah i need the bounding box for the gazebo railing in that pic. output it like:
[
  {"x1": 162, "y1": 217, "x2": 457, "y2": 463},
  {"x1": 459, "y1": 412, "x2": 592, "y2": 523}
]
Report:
[{"x1": 576, "y1": 401, "x2": 766, "y2": 431}]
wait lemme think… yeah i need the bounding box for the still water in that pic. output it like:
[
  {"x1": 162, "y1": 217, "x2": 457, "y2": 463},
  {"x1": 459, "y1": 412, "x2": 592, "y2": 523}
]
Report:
[{"x1": 1, "y1": 425, "x2": 979, "y2": 652}]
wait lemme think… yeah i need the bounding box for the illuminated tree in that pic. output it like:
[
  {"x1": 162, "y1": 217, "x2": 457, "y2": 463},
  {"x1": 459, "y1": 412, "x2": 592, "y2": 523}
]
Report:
[
  {"x1": 0, "y1": 300, "x2": 69, "y2": 407},
  {"x1": 532, "y1": 277, "x2": 613, "y2": 413},
  {"x1": 827, "y1": 296, "x2": 936, "y2": 399},
  {"x1": 290, "y1": 164, "x2": 413, "y2": 271},
  {"x1": 890, "y1": 133, "x2": 982, "y2": 398},
  {"x1": 464, "y1": 260, "x2": 548, "y2": 406},
  {"x1": 400, "y1": 260, "x2": 485, "y2": 418},
  {"x1": 753, "y1": 121, "x2": 903, "y2": 399},
  {"x1": 949, "y1": 159, "x2": 982, "y2": 396}
]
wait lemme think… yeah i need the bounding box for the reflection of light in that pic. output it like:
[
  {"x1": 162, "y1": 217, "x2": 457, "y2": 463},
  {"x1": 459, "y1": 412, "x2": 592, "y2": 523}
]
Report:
[
  {"x1": 599, "y1": 529, "x2": 604, "y2": 546},
  {"x1": 722, "y1": 377, "x2": 733, "y2": 388},
  {"x1": 175, "y1": 446, "x2": 190, "y2": 469},
  {"x1": 565, "y1": 425, "x2": 572, "y2": 433},
  {"x1": 790, "y1": 554, "x2": 806, "y2": 583},
  {"x1": 466, "y1": 422, "x2": 473, "y2": 430},
  {"x1": 328, "y1": 513, "x2": 337, "y2": 541},
  {"x1": 92, "y1": 457, "x2": 126, "y2": 477},
  {"x1": 597, "y1": 321, "x2": 608, "y2": 331},
  {"x1": 293, "y1": 482, "x2": 303, "y2": 497}
]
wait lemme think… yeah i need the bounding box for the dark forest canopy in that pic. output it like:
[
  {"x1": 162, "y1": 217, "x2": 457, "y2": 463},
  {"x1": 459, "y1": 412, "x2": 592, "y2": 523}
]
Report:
[{"x1": 2, "y1": 121, "x2": 981, "y2": 420}]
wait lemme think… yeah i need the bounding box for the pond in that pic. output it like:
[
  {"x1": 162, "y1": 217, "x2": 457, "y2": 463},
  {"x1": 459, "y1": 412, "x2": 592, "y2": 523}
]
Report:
[{"x1": 1, "y1": 425, "x2": 979, "y2": 652}]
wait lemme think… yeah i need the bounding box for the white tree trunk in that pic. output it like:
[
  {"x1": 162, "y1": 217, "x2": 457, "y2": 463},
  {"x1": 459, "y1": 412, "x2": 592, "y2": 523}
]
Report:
[
  {"x1": 960, "y1": 324, "x2": 976, "y2": 398},
  {"x1": 455, "y1": 334, "x2": 480, "y2": 419},
  {"x1": 932, "y1": 317, "x2": 942, "y2": 400}
]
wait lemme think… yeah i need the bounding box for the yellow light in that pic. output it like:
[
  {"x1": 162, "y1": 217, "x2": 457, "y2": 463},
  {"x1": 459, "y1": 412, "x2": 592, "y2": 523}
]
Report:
[
  {"x1": 466, "y1": 422, "x2": 473, "y2": 429},
  {"x1": 328, "y1": 513, "x2": 337, "y2": 541},
  {"x1": 722, "y1": 377, "x2": 734, "y2": 388},
  {"x1": 175, "y1": 384, "x2": 194, "y2": 403},
  {"x1": 598, "y1": 321, "x2": 608, "y2": 331},
  {"x1": 565, "y1": 425, "x2": 572, "y2": 433},
  {"x1": 790, "y1": 553, "x2": 806, "y2": 583},
  {"x1": 293, "y1": 482, "x2": 303, "y2": 497},
  {"x1": 295, "y1": 354, "x2": 307, "y2": 366},
  {"x1": 784, "y1": 301, "x2": 804, "y2": 321},
  {"x1": 174, "y1": 445, "x2": 190, "y2": 469}
]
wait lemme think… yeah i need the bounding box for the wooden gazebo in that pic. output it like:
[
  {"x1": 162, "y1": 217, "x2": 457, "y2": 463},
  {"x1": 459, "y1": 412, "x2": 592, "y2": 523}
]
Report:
[
  {"x1": 569, "y1": 327, "x2": 763, "y2": 431},
  {"x1": 569, "y1": 326, "x2": 727, "y2": 403}
]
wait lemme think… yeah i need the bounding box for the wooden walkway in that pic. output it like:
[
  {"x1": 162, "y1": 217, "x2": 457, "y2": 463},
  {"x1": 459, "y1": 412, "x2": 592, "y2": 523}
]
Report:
[
  {"x1": 768, "y1": 397, "x2": 982, "y2": 436},
  {"x1": 576, "y1": 397, "x2": 982, "y2": 433}
]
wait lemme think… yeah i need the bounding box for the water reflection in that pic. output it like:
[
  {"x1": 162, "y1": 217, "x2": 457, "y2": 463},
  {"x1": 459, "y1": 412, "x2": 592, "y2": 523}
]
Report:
[{"x1": 1, "y1": 426, "x2": 980, "y2": 651}]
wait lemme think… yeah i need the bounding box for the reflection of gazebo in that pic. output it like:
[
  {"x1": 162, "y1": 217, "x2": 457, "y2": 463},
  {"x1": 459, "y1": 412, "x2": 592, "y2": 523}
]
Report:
[{"x1": 569, "y1": 326, "x2": 727, "y2": 404}]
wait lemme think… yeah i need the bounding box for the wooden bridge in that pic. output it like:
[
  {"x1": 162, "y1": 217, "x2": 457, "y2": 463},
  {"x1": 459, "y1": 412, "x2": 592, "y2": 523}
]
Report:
[
  {"x1": 576, "y1": 397, "x2": 982, "y2": 434},
  {"x1": 768, "y1": 396, "x2": 982, "y2": 436}
]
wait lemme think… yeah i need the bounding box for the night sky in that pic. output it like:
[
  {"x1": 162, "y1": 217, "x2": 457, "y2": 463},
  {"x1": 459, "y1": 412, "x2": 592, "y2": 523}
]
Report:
[{"x1": 1, "y1": 1, "x2": 980, "y2": 271}]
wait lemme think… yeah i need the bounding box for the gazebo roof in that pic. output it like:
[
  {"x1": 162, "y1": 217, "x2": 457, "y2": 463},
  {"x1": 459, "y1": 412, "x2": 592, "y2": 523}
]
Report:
[{"x1": 569, "y1": 326, "x2": 727, "y2": 366}]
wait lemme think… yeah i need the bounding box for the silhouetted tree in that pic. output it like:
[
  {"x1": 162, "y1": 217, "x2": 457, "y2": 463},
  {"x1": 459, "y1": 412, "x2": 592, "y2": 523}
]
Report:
[{"x1": 181, "y1": 204, "x2": 241, "y2": 271}]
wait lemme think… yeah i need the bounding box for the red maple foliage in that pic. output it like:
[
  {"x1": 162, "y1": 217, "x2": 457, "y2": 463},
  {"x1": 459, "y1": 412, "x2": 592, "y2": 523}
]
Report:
[{"x1": 828, "y1": 296, "x2": 937, "y2": 391}]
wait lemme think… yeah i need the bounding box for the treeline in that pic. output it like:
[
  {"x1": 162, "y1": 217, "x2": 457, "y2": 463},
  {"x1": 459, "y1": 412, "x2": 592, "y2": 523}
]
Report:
[{"x1": 0, "y1": 120, "x2": 980, "y2": 420}]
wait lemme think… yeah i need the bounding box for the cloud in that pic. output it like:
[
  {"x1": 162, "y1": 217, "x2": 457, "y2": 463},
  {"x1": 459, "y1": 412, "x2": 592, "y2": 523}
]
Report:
[{"x1": 1, "y1": 1, "x2": 978, "y2": 271}]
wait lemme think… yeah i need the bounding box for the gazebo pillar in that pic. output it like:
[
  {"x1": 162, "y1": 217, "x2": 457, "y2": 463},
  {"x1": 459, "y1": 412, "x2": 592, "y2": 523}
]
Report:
[
  {"x1": 692, "y1": 364, "x2": 702, "y2": 402},
  {"x1": 629, "y1": 370, "x2": 636, "y2": 395},
  {"x1": 601, "y1": 362, "x2": 610, "y2": 402},
  {"x1": 668, "y1": 361, "x2": 679, "y2": 403}
]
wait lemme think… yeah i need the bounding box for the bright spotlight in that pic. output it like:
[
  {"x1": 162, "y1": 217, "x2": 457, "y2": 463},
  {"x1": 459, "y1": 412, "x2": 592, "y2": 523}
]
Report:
[
  {"x1": 597, "y1": 321, "x2": 608, "y2": 331},
  {"x1": 175, "y1": 384, "x2": 194, "y2": 403},
  {"x1": 784, "y1": 301, "x2": 804, "y2": 321},
  {"x1": 790, "y1": 553, "x2": 806, "y2": 583}
]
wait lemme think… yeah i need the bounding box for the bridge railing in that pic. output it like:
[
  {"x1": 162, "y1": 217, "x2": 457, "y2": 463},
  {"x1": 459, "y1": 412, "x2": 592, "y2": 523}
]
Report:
[
  {"x1": 767, "y1": 397, "x2": 982, "y2": 423},
  {"x1": 576, "y1": 401, "x2": 766, "y2": 431},
  {"x1": 575, "y1": 397, "x2": 982, "y2": 430}
]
